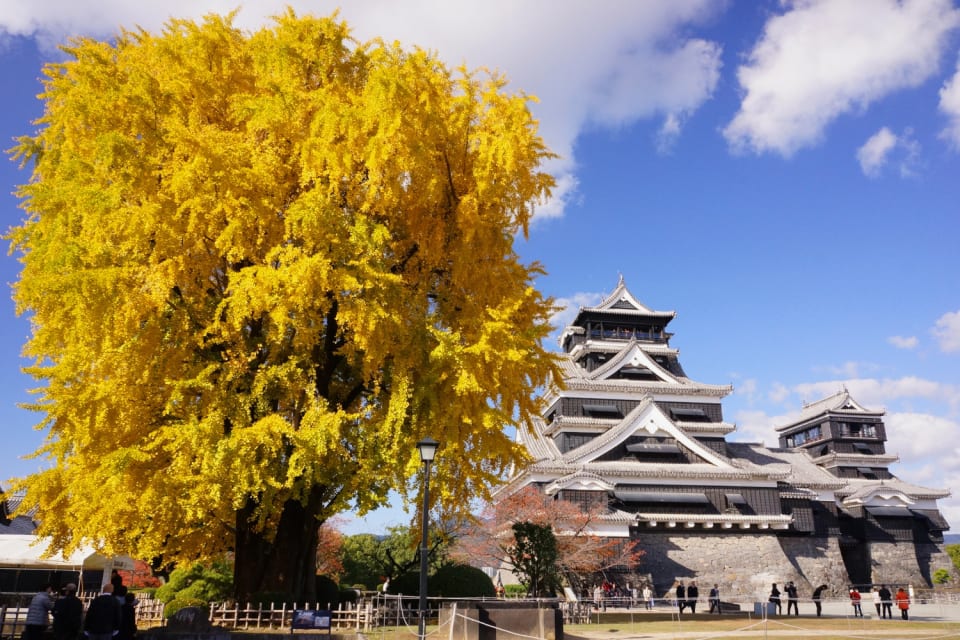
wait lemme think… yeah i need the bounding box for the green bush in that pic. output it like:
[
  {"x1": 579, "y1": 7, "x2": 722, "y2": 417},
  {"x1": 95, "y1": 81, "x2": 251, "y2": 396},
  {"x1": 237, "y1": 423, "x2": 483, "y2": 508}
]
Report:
[
  {"x1": 164, "y1": 597, "x2": 208, "y2": 619},
  {"x1": 155, "y1": 561, "x2": 233, "y2": 604},
  {"x1": 504, "y1": 584, "x2": 526, "y2": 598},
  {"x1": 933, "y1": 568, "x2": 951, "y2": 585},
  {"x1": 429, "y1": 564, "x2": 495, "y2": 598},
  {"x1": 386, "y1": 572, "x2": 419, "y2": 596},
  {"x1": 315, "y1": 575, "x2": 340, "y2": 608}
]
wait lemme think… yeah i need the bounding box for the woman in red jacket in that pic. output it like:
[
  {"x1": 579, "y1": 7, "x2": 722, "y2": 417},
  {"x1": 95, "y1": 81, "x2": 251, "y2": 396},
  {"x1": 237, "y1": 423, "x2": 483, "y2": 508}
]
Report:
[{"x1": 895, "y1": 587, "x2": 910, "y2": 620}]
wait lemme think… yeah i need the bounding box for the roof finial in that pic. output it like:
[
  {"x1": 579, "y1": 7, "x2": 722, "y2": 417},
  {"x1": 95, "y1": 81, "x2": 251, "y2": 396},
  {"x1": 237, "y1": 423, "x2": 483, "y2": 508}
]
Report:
[{"x1": 618, "y1": 273, "x2": 625, "y2": 286}]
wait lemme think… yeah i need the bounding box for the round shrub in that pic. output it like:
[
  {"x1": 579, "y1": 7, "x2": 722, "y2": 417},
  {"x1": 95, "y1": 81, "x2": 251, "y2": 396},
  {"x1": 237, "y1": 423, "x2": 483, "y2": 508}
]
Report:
[
  {"x1": 315, "y1": 575, "x2": 340, "y2": 608},
  {"x1": 164, "y1": 597, "x2": 208, "y2": 619},
  {"x1": 429, "y1": 564, "x2": 495, "y2": 598}
]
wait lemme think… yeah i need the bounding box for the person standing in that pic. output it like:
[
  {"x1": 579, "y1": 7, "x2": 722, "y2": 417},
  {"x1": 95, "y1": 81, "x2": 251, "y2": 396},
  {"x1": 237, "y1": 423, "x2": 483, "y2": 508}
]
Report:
[
  {"x1": 895, "y1": 587, "x2": 910, "y2": 620},
  {"x1": 871, "y1": 587, "x2": 881, "y2": 617},
  {"x1": 52, "y1": 583, "x2": 83, "y2": 640},
  {"x1": 769, "y1": 583, "x2": 781, "y2": 615},
  {"x1": 117, "y1": 592, "x2": 137, "y2": 640},
  {"x1": 687, "y1": 582, "x2": 699, "y2": 614},
  {"x1": 708, "y1": 584, "x2": 721, "y2": 614},
  {"x1": 849, "y1": 587, "x2": 863, "y2": 617},
  {"x1": 642, "y1": 584, "x2": 653, "y2": 610},
  {"x1": 811, "y1": 584, "x2": 828, "y2": 618},
  {"x1": 25, "y1": 584, "x2": 56, "y2": 640},
  {"x1": 878, "y1": 584, "x2": 892, "y2": 619},
  {"x1": 84, "y1": 583, "x2": 121, "y2": 640},
  {"x1": 785, "y1": 582, "x2": 799, "y2": 616},
  {"x1": 676, "y1": 581, "x2": 686, "y2": 614}
]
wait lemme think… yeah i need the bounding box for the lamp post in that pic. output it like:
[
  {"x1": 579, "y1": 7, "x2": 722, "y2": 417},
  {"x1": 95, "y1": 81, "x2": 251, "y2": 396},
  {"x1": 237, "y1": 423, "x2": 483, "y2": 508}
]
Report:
[{"x1": 416, "y1": 437, "x2": 439, "y2": 640}]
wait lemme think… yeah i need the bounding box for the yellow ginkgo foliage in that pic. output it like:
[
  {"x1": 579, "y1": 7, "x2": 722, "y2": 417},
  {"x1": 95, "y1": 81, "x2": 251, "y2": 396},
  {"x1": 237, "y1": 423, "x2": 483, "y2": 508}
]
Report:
[{"x1": 8, "y1": 10, "x2": 559, "y2": 600}]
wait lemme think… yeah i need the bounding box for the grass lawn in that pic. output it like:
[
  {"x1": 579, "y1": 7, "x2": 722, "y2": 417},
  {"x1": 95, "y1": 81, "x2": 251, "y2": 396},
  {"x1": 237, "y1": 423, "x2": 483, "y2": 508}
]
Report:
[{"x1": 358, "y1": 617, "x2": 960, "y2": 640}]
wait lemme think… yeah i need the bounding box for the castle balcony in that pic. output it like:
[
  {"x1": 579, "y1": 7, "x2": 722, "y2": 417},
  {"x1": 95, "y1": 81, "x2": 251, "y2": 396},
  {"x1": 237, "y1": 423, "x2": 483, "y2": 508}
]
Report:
[{"x1": 632, "y1": 512, "x2": 793, "y2": 531}]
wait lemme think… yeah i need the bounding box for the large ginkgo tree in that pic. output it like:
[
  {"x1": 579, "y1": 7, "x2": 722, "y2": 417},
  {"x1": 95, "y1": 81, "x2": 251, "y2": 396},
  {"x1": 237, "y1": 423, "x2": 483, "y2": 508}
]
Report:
[{"x1": 8, "y1": 10, "x2": 558, "y2": 600}]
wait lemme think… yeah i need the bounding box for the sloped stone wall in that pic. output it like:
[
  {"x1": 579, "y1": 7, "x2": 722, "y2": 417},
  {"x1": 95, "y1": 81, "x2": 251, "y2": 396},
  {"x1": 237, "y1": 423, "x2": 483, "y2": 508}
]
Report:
[
  {"x1": 636, "y1": 533, "x2": 850, "y2": 600},
  {"x1": 868, "y1": 540, "x2": 949, "y2": 587}
]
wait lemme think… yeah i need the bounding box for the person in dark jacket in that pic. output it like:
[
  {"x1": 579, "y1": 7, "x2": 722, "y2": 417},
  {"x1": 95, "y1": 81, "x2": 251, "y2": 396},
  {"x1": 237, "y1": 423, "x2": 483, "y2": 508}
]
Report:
[
  {"x1": 686, "y1": 582, "x2": 699, "y2": 614},
  {"x1": 708, "y1": 584, "x2": 721, "y2": 614},
  {"x1": 675, "y1": 581, "x2": 686, "y2": 614},
  {"x1": 117, "y1": 593, "x2": 137, "y2": 640},
  {"x1": 52, "y1": 583, "x2": 83, "y2": 640},
  {"x1": 25, "y1": 585, "x2": 56, "y2": 640},
  {"x1": 878, "y1": 584, "x2": 893, "y2": 619},
  {"x1": 811, "y1": 584, "x2": 828, "y2": 617},
  {"x1": 785, "y1": 581, "x2": 799, "y2": 616},
  {"x1": 84, "y1": 584, "x2": 121, "y2": 640},
  {"x1": 769, "y1": 583, "x2": 781, "y2": 615}
]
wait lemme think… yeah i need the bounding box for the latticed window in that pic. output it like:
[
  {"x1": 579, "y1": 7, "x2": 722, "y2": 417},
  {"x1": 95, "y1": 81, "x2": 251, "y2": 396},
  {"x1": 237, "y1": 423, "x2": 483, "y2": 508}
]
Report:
[{"x1": 559, "y1": 489, "x2": 607, "y2": 512}]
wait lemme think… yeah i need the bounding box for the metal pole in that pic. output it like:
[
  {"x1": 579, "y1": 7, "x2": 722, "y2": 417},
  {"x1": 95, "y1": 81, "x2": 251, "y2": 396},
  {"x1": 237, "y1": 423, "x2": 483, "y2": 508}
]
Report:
[{"x1": 418, "y1": 458, "x2": 432, "y2": 640}]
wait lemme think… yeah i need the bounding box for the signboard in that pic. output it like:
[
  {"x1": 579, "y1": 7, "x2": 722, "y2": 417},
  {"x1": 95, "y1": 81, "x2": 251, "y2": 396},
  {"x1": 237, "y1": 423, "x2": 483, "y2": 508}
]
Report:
[{"x1": 291, "y1": 609, "x2": 332, "y2": 635}]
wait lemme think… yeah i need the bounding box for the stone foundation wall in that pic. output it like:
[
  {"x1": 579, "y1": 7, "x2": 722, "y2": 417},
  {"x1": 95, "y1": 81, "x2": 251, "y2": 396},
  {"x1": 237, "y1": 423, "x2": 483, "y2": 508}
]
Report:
[
  {"x1": 635, "y1": 533, "x2": 850, "y2": 600},
  {"x1": 868, "y1": 540, "x2": 949, "y2": 587},
  {"x1": 634, "y1": 532, "x2": 944, "y2": 599}
]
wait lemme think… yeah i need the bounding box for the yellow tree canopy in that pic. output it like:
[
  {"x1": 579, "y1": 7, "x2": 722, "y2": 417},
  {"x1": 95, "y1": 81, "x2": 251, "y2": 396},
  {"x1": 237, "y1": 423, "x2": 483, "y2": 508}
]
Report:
[{"x1": 8, "y1": 10, "x2": 558, "y2": 595}]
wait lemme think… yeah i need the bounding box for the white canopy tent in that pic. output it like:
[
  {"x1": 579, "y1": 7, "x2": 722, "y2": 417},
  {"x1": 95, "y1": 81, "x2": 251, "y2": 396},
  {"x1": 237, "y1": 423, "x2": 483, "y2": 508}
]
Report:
[{"x1": 0, "y1": 535, "x2": 134, "y2": 592}]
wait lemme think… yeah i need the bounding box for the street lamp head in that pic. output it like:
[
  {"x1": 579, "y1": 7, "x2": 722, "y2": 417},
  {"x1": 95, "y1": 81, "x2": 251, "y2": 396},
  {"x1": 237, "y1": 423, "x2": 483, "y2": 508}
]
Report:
[{"x1": 417, "y1": 437, "x2": 439, "y2": 463}]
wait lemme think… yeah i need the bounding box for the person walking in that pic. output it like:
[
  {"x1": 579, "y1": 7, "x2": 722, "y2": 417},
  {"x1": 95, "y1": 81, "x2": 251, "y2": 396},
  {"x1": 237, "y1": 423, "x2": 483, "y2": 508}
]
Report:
[
  {"x1": 895, "y1": 587, "x2": 910, "y2": 620},
  {"x1": 785, "y1": 581, "x2": 799, "y2": 616},
  {"x1": 52, "y1": 583, "x2": 83, "y2": 640},
  {"x1": 709, "y1": 584, "x2": 721, "y2": 614},
  {"x1": 642, "y1": 584, "x2": 653, "y2": 610},
  {"x1": 849, "y1": 587, "x2": 863, "y2": 617},
  {"x1": 25, "y1": 584, "x2": 56, "y2": 640},
  {"x1": 687, "y1": 581, "x2": 699, "y2": 614},
  {"x1": 878, "y1": 584, "x2": 892, "y2": 619},
  {"x1": 769, "y1": 583, "x2": 781, "y2": 615},
  {"x1": 675, "y1": 581, "x2": 686, "y2": 614},
  {"x1": 871, "y1": 587, "x2": 881, "y2": 616},
  {"x1": 84, "y1": 583, "x2": 121, "y2": 640},
  {"x1": 812, "y1": 584, "x2": 828, "y2": 617}
]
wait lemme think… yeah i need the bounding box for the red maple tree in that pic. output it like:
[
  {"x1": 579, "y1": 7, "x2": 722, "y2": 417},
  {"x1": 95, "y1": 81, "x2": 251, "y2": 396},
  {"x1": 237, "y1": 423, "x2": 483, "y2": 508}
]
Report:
[{"x1": 451, "y1": 486, "x2": 644, "y2": 589}]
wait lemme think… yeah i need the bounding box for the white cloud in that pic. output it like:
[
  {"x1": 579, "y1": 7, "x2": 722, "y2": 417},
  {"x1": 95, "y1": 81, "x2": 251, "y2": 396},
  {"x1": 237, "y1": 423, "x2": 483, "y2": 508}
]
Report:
[
  {"x1": 939, "y1": 55, "x2": 960, "y2": 149},
  {"x1": 857, "y1": 127, "x2": 898, "y2": 177},
  {"x1": 768, "y1": 382, "x2": 791, "y2": 404},
  {"x1": 793, "y1": 376, "x2": 956, "y2": 411},
  {"x1": 887, "y1": 335, "x2": 919, "y2": 349},
  {"x1": 724, "y1": 0, "x2": 960, "y2": 156},
  {"x1": 549, "y1": 292, "x2": 605, "y2": 346},
  {"x1": 932, "y1": 310, "x2": 960, "y2": 353},
  {"x1": 0, "y1": 0, "x2": 725, "y2": 221},
  {"x1": 731, "y1": 409, "x2": 784, "y2": 446},
  {"x1": 885, "y1": 412, "x2": 960, "y2": 467}
]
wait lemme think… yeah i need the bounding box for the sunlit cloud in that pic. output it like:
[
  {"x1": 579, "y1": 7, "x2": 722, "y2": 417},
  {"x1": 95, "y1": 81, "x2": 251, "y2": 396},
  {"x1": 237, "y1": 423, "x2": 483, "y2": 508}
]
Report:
[{"x1": 724, "y1": 0, "x2": 960, "y2": 156}]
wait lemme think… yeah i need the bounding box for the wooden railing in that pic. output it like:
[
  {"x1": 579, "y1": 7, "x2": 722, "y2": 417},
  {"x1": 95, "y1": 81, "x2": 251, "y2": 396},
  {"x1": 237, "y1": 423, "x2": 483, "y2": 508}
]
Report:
[{"x1": 208, "y1": 601, "x2": 374, "y2": 631}]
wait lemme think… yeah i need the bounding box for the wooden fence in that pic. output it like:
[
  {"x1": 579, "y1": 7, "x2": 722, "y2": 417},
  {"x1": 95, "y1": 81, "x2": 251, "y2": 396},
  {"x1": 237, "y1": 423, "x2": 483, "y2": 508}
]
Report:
[{"x1": 208, "y1": 601, "x2": 374, "y2": 631}]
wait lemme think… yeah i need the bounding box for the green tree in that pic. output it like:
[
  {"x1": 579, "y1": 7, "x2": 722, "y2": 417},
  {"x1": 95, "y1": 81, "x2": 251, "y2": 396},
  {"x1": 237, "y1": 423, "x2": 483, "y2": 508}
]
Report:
[
  {"x1": 8, "y1": 11, "x2": 557, "y2": 601},
  {"x1": 340, "y1": 525, "x2": 450, "y2": 589},
  {"x1": 507, "y1": 522, "x2": 560, "y2": 597},
  {"x1": 154, "y1": 560, "x2": 233, "y2": 604},
  {"x1": 947, "y1": 544, "x2": 960, "y2": 573}
]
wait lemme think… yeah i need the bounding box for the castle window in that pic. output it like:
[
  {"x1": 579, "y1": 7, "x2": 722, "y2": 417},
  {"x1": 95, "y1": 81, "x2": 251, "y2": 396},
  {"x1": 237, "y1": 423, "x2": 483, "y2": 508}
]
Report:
[
  {"x1": 583, "y1": 403, "x2": 622, "y2": 418},
  {"x1": 671, "y1": 407, "x2": 709, "y2": 422}
]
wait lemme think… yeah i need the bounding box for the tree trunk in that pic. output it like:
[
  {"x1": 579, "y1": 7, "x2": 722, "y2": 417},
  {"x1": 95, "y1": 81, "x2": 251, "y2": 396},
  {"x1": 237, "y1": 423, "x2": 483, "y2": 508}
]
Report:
[{"x1": 233, "y1": 490, "x2": 323, "y2": 602}]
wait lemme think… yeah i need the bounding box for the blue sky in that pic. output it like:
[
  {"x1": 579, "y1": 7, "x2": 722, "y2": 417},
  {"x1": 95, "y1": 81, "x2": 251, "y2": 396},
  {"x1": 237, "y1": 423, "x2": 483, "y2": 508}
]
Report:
[{"x1": 1, "y1": 0, "x2": 958, "y2": 536}]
